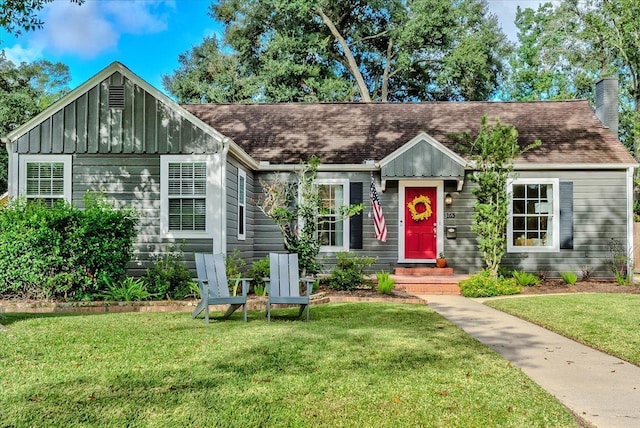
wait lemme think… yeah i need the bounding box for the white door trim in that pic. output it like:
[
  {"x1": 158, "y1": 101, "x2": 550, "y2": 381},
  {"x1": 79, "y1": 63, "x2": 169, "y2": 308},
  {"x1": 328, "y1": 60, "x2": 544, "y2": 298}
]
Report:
[{"x1": 398, "y1": 180, "x2": 444, "y2": 263}]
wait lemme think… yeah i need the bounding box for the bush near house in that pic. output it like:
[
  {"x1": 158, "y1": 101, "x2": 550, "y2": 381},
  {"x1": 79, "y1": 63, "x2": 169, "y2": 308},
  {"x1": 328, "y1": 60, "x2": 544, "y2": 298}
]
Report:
[
  {"x1": 327, "y1": 252, "x2": 376, "y2": 291},
  {"x1": 0, "y1": 195, "x2": 138, "y2": 300},
  {"x1": 459, "y1": 270, "x2": 522, "y2": 297}
]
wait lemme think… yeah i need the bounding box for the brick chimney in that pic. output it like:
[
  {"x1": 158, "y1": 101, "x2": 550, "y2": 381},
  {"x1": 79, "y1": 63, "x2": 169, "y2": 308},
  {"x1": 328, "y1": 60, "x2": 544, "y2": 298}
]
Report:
[{"x1": 595, "y1": 77, "x2": 619, "y2": 138}]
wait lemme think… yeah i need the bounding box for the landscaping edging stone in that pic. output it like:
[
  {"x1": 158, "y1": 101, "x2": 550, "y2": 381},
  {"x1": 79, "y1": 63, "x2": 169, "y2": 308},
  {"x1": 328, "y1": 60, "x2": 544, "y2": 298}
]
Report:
[{"x1": 0, "y1": 293, "x2": 425, "y2": 314}]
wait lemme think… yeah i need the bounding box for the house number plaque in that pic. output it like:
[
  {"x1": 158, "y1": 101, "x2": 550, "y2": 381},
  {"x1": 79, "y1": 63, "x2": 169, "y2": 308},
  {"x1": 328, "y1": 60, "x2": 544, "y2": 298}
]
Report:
[{"x1": 446, "y1": 212, "x2": 456, "y2": 219}]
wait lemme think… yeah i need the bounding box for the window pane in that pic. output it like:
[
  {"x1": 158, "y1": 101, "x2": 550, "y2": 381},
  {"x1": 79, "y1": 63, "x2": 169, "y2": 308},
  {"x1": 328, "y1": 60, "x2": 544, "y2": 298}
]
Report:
[
  {"x1": 25, "y1": 162, "x2": 65, "y2": 199},
  {"x1": 317, "y1": 183, "x2": 345, "y2": 248},
  {"x1": 511, "y1": 181, "x2": 554, "y2": 248},
  {"x1": 169, "y1": 198, "x2": 206, "y2": 231}
]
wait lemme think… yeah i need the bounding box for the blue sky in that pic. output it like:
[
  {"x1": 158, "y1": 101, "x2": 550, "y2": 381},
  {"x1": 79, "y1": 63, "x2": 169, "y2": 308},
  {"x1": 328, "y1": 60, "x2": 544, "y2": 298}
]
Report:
[{"x1": 0, "y1": 0, "x2": 549, "y2": 97}]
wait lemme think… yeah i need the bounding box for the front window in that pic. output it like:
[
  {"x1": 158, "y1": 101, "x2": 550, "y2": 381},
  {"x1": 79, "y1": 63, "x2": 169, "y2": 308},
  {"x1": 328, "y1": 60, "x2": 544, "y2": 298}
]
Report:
[
  {"x1": 508, "y1": 178, "x2": 560, "y2": 252},
  {"x1": 161, "y1": 155, "x2": 214, "y2": 238},
  {"x1": 237, "y1": 169, "x2": 246, "y2": 240},
  {"x1": 20, "y1": 155, "x2": 72, "y2": 205},
  {"x1": 317, "y1": 180, "x2": 349, "y2": 251}
]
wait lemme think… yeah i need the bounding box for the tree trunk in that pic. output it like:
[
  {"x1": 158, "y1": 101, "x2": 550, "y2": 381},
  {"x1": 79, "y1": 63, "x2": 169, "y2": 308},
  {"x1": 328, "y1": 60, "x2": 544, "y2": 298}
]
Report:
[
  {"x1": 317, "y1": 7, "x2": 372, "y2": 102},
  {"x1": 381, "y1": 39, "x2": 393, "y2": 102}
]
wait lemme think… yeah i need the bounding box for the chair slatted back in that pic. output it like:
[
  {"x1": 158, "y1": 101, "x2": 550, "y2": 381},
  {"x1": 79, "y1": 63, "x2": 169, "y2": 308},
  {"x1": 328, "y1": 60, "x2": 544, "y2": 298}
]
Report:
[
  {"x1": 269, "y1": 253, "x2": 300, "y2": 298},
  {"x1": 195, "y1": 253, "x2": 230, "y2": 298}
]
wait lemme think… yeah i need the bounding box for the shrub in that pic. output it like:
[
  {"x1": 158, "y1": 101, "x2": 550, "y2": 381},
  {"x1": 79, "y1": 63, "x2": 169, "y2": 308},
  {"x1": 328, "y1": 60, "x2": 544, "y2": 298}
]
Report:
[
  {"x1": 0, "y1": 195, "x2": 138, "y2": 300},
  {"x1": 248, "y1": 256, "x2": 270, "y2": 296},
  {"x1": 225, "y1": 249, "x2": 247, "y2": 296},
  {"x1": 102, "y1": 277, "x2": 153, "y2": 301},
  {"x1": 560, "y1": 271, "x2": 578, "y2": 285},
  {"x1": 459, "y1": 270, "x2": 522, "y2": 297},
  {"x1": 376, "y1": 271, "x2": 395, "y2": 295},
  {"x1": 328, "y1": 252, "x2": 376, "y2": 291},
  {"x1": 143, "y1": 245, "x2": 195, "y2": 300},
  {"x1": 512, "y1": 271, "x2": 540, "y2": 286}
]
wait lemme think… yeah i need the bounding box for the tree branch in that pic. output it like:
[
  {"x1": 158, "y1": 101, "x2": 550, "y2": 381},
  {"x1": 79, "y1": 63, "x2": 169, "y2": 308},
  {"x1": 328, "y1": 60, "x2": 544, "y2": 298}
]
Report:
[
  {"x1": 317, "y1": 7, "x2": 372, "y2": 102},
  {"x1": 381, "y1": 38, "x2": 394, "y2": 102}
]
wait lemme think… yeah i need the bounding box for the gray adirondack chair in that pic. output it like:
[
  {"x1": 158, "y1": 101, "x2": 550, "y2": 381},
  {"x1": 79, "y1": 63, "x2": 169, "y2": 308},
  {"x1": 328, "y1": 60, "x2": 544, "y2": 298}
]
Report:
[
  {"x1": 191, "y1": 253, "x2": 250, "y2": 323},
  {"x1": 265, "y1": 253, "x2": 314, "y2": 321}
]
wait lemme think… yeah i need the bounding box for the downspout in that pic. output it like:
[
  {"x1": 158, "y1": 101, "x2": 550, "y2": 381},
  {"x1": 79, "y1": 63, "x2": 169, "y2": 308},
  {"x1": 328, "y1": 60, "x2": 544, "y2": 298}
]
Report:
[{"x1": 220, "y1": 137, "x2": 231, "y2": 255}]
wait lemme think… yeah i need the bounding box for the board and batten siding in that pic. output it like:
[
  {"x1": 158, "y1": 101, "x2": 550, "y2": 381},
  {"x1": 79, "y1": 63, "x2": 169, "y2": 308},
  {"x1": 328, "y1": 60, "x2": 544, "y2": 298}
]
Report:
[
  {"x1": 10, "y1": 71, "x2": 222, "y2": 156},
  {"x1": 443, "y1": 169, "x2": 629, "y2": 278}
]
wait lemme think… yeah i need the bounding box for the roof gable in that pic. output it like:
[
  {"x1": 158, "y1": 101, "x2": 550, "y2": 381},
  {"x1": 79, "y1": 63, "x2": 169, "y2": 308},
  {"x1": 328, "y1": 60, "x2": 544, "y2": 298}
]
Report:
[
  {"x1": 6, "y1": 62, "x2": 228, "y2": 156},
  {"x1": 379, "y1": 132, "x2": 466, "y2": 178}
]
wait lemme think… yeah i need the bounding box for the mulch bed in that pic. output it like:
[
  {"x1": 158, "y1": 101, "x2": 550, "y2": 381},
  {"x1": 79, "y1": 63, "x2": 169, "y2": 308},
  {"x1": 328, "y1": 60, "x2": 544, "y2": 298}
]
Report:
[{"x1": 518, "y1": 279, "x2": 640, "y2": 295}]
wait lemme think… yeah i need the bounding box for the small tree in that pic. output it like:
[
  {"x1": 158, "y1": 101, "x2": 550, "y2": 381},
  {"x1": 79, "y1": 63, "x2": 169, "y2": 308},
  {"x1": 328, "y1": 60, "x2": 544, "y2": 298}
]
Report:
[
  {"x1": 257, "y1": 157, "x2": 363, "y2": 276},
  {"x1": 459, "y1": 116, "x2": 540, "y2": 278}
]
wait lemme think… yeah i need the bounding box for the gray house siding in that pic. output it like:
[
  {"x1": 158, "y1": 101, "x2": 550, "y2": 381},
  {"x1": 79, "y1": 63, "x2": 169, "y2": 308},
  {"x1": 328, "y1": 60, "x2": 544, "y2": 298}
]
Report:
[
  {"x1": 441, "y1": 169, "x2": 629, "y2": 277},
  {"x1": 226, "y1": 157, "x2": 254, "y2": 265},
  {"x1": 8, "y1": 68, "x2": 226, "y2": 277},
  {"x1": 252, "y1": 171, "x2": 399, "y2": 274},
  {"x1": 71, "y1": 154, "x2": 220, "y2": 276}
]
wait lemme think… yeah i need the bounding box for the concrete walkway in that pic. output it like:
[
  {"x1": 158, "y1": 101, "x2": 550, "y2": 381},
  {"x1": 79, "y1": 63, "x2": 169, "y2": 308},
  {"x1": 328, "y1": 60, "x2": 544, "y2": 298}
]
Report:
[{"x1": 422, "y1": 295, "x2": 640, "y2": 428}]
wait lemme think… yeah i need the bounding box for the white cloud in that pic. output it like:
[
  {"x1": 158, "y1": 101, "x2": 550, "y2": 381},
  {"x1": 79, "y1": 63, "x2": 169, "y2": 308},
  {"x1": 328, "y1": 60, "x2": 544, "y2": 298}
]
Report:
[
  {"x1": 8, "y1": 0, "x2": 176, "y2": 59},
  {"x1": 2, "y1": 44, "x2": 43, "y2": 64}
]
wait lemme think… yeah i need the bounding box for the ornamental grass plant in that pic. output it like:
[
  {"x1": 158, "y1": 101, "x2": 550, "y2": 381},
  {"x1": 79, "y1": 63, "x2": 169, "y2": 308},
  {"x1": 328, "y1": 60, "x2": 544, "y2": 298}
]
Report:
[{"x1": 0, "y1": 304, "x2": 577, "y2": 427}]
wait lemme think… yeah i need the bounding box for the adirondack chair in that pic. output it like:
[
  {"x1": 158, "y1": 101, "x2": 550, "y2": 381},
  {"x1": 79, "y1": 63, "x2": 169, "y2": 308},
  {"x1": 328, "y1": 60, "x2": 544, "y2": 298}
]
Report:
[
  {"x1": 191, "y1": 253, "x2": 251, "y2": 323},
  {"x1": 265, "y1": 253, "x2": 314, "y2": 321}
]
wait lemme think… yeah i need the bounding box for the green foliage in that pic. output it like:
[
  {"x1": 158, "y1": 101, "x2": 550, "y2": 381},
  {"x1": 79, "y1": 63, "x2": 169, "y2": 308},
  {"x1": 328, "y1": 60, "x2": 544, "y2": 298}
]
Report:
[
  {"x1": 257, "y1": 157, "x2": 363, "y2": 277},
  {"x1": 608, "y1": 238, "x2": 631, "y2": 285},
  {"x1": 143, "y1": 245, "x2": 195, "y2": 300},
  {"x1": 459, "y1": 270, "x2": 522, "y2": 297},
  {"x1": 457, "y1": 116, "x2": 540, "y2": 278},
  {"x1": 225, "y1": 249, "x2": 246, "y2": 295},
  {"x1": 328, "y1": 252, "x2": 376, "y2": 291},
  {"x1": 512, "y1": 271, "x2": 541, "y2": 287},
  {"x1": 101, "y1": 277, "x2": 154, "y2": 302},
  {"x1": 0, "y1": 0, "x2": 83, "y2": 35},
  {"x1": 0, "y1": 54, "x2": 72, "y2": 192},
  {"x1": 0, "y1": 195, "x2": 138, "y2": 300},
  {"x1": 248, "y1": 256, "x2": 270, "y2": 296},
  {"x1": 560, "y1": 271, "x2": 578, "y2": 285},
  {"x1": 375, "y1": 271, "x2": 395, "y2": 295},
  {"x1": 166, "y1": 0, "x2": 510, "y2": 103}
]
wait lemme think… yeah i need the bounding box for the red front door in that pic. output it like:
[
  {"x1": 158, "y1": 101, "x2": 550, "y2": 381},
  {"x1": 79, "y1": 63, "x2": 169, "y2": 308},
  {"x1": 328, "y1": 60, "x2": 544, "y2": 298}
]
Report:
[{"x1": 405, "y1": 187, "x2": 437, "y2": 260}]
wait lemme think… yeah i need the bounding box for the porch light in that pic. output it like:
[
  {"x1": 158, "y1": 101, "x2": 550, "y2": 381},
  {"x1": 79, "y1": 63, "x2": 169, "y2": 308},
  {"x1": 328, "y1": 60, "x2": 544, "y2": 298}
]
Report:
[{"x1": 444, "y1": 193, "x2": 453, "y2": 206}]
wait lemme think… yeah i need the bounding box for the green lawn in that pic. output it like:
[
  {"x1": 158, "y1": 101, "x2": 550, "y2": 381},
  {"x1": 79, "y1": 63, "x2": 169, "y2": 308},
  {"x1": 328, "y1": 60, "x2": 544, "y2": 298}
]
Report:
[
  {"x1": 0, "y1": 304, "x2": 577, "y2": 427},
  {"x1": 486, "y1": 294, "x2": 640, "y2": 365}
]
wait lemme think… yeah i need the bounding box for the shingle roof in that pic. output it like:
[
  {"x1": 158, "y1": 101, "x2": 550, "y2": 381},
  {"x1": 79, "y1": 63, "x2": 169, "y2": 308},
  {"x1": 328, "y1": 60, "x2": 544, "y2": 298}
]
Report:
[{"x1": 182, "y1": 100, "x2": 636, "y2": 166}]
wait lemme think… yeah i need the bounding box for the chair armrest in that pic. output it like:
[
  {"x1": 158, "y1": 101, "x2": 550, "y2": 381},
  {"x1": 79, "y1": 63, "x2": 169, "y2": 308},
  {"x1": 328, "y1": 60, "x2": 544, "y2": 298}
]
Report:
[
  {"x1": 237, "y1": 278, "x2": 253, "y2": 297},
  {"x1": 301, "y1": 277, "x2": 315, "y2": 297}
]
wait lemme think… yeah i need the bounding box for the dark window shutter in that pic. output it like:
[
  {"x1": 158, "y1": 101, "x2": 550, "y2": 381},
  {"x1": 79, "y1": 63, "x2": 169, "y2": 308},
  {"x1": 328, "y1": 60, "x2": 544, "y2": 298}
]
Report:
[
  {"x1": 350, "y1": 182, "x2": 363, "y2": 249},
  {"x1": 560, "y1": 182, "x2": 573, "y2": 250}
]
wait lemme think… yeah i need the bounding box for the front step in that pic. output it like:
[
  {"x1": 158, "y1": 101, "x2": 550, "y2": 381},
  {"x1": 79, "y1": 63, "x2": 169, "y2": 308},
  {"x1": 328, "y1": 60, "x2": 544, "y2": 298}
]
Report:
[
  {"x1": 392, "y1": 274, "x2": 467, "y2": 295},
  {"x1": 394, "y1": 267, "x2": 454, "y2": 276}
]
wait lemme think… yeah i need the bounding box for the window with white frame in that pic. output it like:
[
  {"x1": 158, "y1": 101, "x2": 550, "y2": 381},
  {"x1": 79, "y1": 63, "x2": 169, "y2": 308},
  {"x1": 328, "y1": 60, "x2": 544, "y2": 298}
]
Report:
[
  {"x1": 161, "y1": 155, "x2": 213, "y2": 238},
  {"x1": 237, "y1": 169, "x2": 247, "y2": 240},
  {"x1": 317, "y1": 180, "x2": 349, "y2": 251},
  {"x1": 508, "y1": 178, "x2": 560, "y2": 252},
  {"x1": 20, "y1": 155, "x2": 72, "y2": 205}
]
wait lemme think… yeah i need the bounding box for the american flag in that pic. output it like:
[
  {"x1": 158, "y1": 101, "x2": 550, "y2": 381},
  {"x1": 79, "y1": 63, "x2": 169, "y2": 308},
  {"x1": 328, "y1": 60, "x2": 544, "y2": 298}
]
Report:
[{"x1": 370, "y1": 177, "x2": 388, "y2": 242}]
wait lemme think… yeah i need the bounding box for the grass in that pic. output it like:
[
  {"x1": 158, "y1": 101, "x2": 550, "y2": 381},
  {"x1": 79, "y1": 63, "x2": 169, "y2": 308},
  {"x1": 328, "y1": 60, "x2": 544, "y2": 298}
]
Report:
[
  {"x1": 486, "y1": 294, "x2": 640, "y2": 365},
  {"x1": 0, "y1": 304, "x2": 578, "y2": 427}
]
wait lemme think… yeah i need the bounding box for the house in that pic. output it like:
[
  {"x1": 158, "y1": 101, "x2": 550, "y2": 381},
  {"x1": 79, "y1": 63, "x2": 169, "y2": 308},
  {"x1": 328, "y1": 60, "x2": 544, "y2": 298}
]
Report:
[{"x1": 3, "y1": 62, "x2": 637, "y2": 278}]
